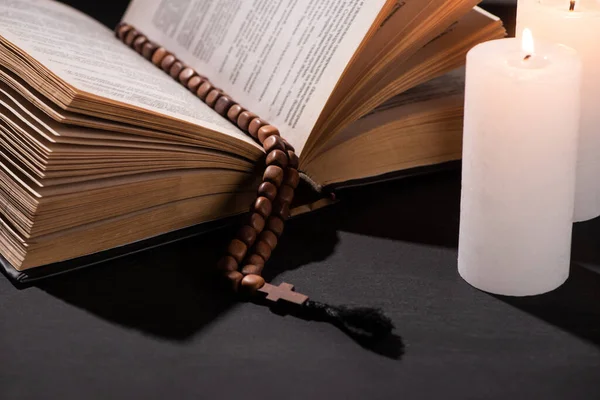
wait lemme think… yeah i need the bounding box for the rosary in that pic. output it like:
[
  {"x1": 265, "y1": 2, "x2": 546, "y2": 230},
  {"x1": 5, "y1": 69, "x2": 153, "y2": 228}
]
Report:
[{"x1": 115, "y1": 23, "x2": 394, "y2": 342}]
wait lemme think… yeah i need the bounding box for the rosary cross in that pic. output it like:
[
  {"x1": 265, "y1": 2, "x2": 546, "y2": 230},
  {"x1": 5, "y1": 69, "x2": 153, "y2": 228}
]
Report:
[{"x1": 258, "y1": 282, "x2": 308, "y2": 305}]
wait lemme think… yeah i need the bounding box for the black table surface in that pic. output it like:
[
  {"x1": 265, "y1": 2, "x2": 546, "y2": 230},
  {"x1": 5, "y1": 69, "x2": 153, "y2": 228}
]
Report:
[
  {"x1": 2, "y1": 168, "x2": 599, "y2": 399},
  {"x1": 2, "y1": 2, "x2": 599, "y2": 399}
]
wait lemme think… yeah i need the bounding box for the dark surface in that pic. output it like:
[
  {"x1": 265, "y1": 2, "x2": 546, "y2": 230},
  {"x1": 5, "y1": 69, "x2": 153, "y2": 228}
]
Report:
[
  {"x1": 1, "y1": 1, "x2": 599, "y2": 399},
  {"x1": 2, "y1": 169, "x2": 599, "y2": 400}
]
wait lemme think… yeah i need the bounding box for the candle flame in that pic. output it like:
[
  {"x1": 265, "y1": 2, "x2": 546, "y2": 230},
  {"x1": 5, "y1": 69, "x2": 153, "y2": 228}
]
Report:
[
  {"x1": 522, "y1": 28, "x2": 535, "y2": 58},
  {"x1": 570, "y1": 0, "x2": 576, "y2": 11}
]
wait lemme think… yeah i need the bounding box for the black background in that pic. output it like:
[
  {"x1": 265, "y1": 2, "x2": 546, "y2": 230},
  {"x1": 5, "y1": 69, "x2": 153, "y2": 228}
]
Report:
[{"x1": 1, "y1": 1, "x2": 599, "y2": 399}]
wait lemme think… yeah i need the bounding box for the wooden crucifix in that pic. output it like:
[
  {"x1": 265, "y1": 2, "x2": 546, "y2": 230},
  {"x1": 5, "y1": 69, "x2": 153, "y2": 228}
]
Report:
[{"x1": 258, "y1": 282, "x2": 309, "y2": 305}]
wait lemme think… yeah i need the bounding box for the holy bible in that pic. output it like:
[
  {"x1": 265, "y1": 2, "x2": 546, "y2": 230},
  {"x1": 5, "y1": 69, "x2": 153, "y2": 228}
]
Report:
[{"x1": 0, "y1": 0, "x2": 505, "y2": 276}]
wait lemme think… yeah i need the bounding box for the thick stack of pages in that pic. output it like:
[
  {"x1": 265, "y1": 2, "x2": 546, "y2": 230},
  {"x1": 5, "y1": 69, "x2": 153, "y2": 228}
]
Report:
[{"x1": 0, "y1": 0, "x2": 505, "y2": 272}]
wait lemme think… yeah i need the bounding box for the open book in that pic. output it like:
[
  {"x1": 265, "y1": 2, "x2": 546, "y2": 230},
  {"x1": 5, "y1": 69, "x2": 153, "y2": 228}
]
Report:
[{"x1": 0, "y1": 0, "x2": 505, "y2": 273}]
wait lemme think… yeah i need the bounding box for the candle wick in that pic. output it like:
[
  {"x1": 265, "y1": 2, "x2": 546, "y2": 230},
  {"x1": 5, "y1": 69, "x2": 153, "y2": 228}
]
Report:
[
  {"x1": 569, "y1": 0, "x2": 576, "y2": 11},
  {"x1": 524, "y1": 54, "x2": 532, "y2": 61}
]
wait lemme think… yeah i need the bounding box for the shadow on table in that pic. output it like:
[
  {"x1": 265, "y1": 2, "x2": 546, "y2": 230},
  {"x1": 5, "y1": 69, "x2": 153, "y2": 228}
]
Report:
[
  {"x1": 490, "y1": 206, "x2": 600, "y2": 348},
  {"x1": 35, "y1": 209, "x2": 342, "y2": 342},
  {"x1": 493, "y1": 263, "x2": 600, "y2": 347},
  {"x1": 35, "y1": 236, "x2": 236, "y2": 341},
  {"x1": 333, "y1": 169, "x2": 463, "y2": 249}
]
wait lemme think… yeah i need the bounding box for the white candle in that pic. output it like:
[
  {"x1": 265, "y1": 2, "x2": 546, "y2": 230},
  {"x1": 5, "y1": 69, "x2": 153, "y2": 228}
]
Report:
[
  {"x1": 458, "y1": 32, "x2": 581, "y2": 296},
  {"x1": 517, "y1": 0, "x2": 600, "y2": 222}
]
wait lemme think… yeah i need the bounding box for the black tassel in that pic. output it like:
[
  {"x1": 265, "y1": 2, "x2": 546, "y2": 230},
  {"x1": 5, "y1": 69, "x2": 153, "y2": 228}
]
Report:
[
  {"x1": 302, "y1": 300, "x2": 395, "y2": 340},
  {"x1": 251, "y1": 281, "x2": 402, "y2": 357}
]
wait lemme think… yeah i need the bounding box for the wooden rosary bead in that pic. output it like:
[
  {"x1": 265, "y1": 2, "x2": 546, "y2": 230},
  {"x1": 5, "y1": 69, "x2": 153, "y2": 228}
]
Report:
[
  {"x1": 116, "y1": 23, "x2": 131, "y2": 40},
  {"x1": 205, "y1": 89, "x2": 222, "y2": 107},
  {"x1": 263, "y1": 165, "x2": 284, "y2": 187},
  {"x1": 226, "y1": 271, "x2": 244, "y2": 292},
  {"x1": 215, "y1": 96, "x2": 234, "y2": 116},
  {"x1": 142, "y1": 42, "x2": 157, "y2": 59},
  {"x1": 287, "y1": 150, "x2": 299, "y2": 169},
  {"x1": 161, "y1": 54, "x2": 176, "y2": 72},
  {"x1": 237, "y1": 111, "x2": 258, "y2": 132},
  {"x1": 240, "y1": 274, "x2": 266, "y2": 294},
  {"x1": 248, "y1": 118, "x2": 268, "y2": 139},
  {"x1": 124, "y1": 28, "x2": 139, "y2": 46},
  {"x1": 217, "y1": 255, "x2": 238, "y2": 273},
  {"x1": 247, "y1": 212, "x2": 266, "y2": 233},
  {"x1": 282, "y1": 138, "x2": 295, "y2": 152},
  {"x1": 178, "y1": 67, "x2": 195, "y2": 85},
  {"x1": 284, "y1": 168, "x2": 300, "y2": 189},
  {"x1": 227, "y1": 104, "x2": 244, "y2": 123},
  {"x1": 258, "y1": 125, "x2": 280, "y2": 144},
  {"x1": 259, "y1": 230, "x2": 278, "y2": 249},
  {"x1": 151, "y1": 47, "x2": 168, "y2": 66},
  {"x1": 263, "y1": 135, "x2": 286, "y2": 153},
  {"x1": 241, "y1": 264, "x2": 263, "y2": 276},
  {"x1": 186, "y1": 75, "x2": 203, "y2": 92},
  {"x1": 266, "y1": 149, "x2": 288, "y2": 169},
  {"x1": 272, "y1": 201, "x2": 291, "y2": 220},
  {"x1": 257, "y1": 181, "x2": 277, "y2": 202},
  {"x1": 237, "y1": 225, "x2": 257, "y2": 247},
  {"x1": 266, "y1": 216, "x2": 285, "y2": 237},
  {"x1": 277, "y1": 184, "x2": 294, "y2": 205},
  {"x1": 254, "y1": 240, "x2": 272, "y2": 262},
  {"x1": 253, "y1": 196, "x2": 272, "y2": 219},
  {"x1": 246, "y1": 254, "x2": 265, "y2": 269},
  {"x1": 227, "y1": 239, "x2": 248, "y2": 264},
  {"x1": 169, "y1": 61, "x2": 184, "y2": 79},
  {"x1": 196, "y1": 81, "x2": 213, "y2": 100},
  {"x1": 133, "y1": 35, "x2": 147, "y2": 52}
]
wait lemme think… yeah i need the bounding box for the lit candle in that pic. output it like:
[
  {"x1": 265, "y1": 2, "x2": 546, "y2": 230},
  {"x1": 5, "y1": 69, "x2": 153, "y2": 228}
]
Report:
[
  {"x1": 517, "y1": 0, "x2": 600, "y2": 222},
  {"x1": 458, "y1": 31, "x2": 581, "y2": 296}
]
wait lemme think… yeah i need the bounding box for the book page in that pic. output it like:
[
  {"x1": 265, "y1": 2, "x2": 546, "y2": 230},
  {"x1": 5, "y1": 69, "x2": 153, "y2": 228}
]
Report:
[
  {"x1": 0, "y1": 0, "x2": 250, "y2": 143},
  {"x1": 305, "y1": 6, "x2": 504, "y2": 160},
  {"x1": 328, "y1": 69, "x2": 465, "y2": 148},
  {"x1": 124, "y1": 0, "x2": 388, "y2": 155},
  {"x1": 366, "y1": 68, "x2": 465, "y2": 115}
]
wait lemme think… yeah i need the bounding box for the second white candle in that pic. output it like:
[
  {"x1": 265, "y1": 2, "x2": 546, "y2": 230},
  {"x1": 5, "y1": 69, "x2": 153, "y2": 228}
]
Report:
[{"x1": 517, "y1": 0, "x2": 600, "y2": 222}]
